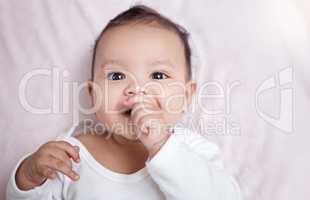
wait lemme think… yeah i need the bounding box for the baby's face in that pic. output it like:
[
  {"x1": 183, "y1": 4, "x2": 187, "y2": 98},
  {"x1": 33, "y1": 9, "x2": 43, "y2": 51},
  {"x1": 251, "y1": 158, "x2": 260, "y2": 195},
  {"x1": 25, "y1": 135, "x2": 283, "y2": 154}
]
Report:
[{"x1": 90, "y1": 23, "x2": 196, "y2": 139}]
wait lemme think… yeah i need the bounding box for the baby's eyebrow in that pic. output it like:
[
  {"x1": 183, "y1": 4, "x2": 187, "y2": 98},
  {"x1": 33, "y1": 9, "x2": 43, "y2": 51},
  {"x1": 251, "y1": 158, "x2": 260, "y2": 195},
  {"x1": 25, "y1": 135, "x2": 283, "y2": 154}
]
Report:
[
  {"x1": 149, "y1": 59, "x2": 175, "y2": 68},
  {"x1": 100, "y1": 59, "x2": 175, "y2": 69},
  {"x1": 101, "y1": 59, "x2": 126, "y2": 68}
]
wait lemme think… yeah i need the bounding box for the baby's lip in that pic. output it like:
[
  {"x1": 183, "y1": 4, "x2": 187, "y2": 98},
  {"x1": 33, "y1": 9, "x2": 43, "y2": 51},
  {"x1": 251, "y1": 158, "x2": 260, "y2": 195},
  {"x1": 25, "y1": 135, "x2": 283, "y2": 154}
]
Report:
[
  {"x1": 121, "y1": 96, "x2": 160, "y2": 116},
  {"x1": 122, "y1": 98, "x2": 135, "y2": 107},
  {"x1": 120, "y1": 100, "x2": 131, "y2": 116},
  {"x1": 121, "y1": 99, "x2": 134, "y2": 116},
  {"x1": 122, "y1": 96, "x2": 156, "y2": 107}
]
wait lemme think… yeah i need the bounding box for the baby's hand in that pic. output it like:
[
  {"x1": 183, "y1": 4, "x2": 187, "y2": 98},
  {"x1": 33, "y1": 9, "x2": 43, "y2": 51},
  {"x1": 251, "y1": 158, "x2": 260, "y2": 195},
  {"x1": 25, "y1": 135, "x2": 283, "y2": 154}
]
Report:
[
  {"x1": 16, "y1": 141, "x2": 80, "y2": 191},
  {"x1": 124, "y1": 97, "x2": 171, "y2": 158}
]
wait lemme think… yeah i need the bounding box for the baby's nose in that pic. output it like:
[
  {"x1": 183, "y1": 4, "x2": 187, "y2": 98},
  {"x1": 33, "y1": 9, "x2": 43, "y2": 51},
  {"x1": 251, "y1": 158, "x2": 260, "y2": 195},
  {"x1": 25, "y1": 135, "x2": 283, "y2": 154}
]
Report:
[
  {"x1": 124, "y1": 83, "x2": 146, "y2": 96},
  {"x1": 122, "y1": 94, "x2": 153, "y2": 108}
]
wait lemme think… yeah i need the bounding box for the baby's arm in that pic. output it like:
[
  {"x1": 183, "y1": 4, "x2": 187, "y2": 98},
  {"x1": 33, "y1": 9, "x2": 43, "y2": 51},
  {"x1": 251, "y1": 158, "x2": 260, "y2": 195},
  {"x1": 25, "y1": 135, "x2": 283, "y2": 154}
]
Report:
[
  {"x1": 145, "y1": 128, "x2": 242, "y2": 200},
  {"x1": 6, "y1": 140, "x2": 80, "y2": 200}
]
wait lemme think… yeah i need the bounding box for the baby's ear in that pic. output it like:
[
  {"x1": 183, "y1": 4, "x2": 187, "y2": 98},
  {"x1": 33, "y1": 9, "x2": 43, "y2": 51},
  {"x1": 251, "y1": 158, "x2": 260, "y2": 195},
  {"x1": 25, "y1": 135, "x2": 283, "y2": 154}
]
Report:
[
  {"x1": 87, "y1": 80, "x2": 95, "y2": 106},
  {"x1": 88, "y1": 80, "x2": 94, "y2": 95},
  {"x1": 185, "y1": 80, "x2": 197, "y2": 107}
]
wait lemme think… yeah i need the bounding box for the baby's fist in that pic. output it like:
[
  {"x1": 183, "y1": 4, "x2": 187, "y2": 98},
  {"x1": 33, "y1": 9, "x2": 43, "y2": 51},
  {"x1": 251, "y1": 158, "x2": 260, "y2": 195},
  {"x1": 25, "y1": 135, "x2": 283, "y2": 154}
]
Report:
[{"x1": 16, "y1": 141, "x2": 80, "y2": 190}]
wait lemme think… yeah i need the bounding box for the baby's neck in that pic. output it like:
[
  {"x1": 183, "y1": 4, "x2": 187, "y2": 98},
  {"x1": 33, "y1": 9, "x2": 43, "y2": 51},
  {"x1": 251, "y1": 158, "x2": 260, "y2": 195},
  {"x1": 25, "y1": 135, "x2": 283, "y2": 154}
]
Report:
[
  {"x1": 79, "y1": 132, "x2": 149, "y2": 174},
  {"x1": 107, "y1": 133, "x2": 149, "y2": 171},
  {"x1": 106, "y1": 133, "x2": 149, "y2": 158},
  {"x1": 110, "y1": 133, "x2": 142, "y2": 146}
]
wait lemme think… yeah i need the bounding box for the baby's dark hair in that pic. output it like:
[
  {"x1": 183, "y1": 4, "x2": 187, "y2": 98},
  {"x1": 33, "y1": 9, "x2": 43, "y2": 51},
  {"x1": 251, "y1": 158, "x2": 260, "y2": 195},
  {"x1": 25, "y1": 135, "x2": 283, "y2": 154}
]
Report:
[{"x1": 91, "y1": 5, "x2": 192, "y2": 81}]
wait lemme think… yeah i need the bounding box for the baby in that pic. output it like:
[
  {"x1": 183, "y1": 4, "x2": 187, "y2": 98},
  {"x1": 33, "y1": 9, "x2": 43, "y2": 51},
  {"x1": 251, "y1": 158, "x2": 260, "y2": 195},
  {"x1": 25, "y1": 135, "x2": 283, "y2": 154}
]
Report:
[{"x1": 7, "y1": 5, "x2": 241, "y2": 200}]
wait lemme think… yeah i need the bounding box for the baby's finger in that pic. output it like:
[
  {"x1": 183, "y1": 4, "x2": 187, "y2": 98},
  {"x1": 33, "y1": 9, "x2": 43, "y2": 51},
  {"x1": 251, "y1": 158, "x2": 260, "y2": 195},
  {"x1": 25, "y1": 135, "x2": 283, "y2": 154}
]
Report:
[
  {"x1": 47, "y1": 156, "x2": 79, "y2": 181},
  {"x1": 123, "y1": 95, "x2": 159, "y2": 110},
  {"x1": 131, "y1": 108, "x2": 153, "y2": 130},
  {"x1": 27, "y1": 161, "x2": 51, "y2": 184},
  {"x1": 53, "y1": 141, "x2": 80, "y2": 163},
  {"x1": 137, "y1": 114, "x2": 161, "y2": 134},
  {"x1": 133, "y1": 95, "x2": 159, "y2": 106},
  {"x1": 131, "y1": 103, "x2": 154, "y2": 120},
  {"x1": 42, "y1": 167, "x2": 57, "y2": 180},
  {"x1": 48, "y1": 147, "x2": 73, "y2": 168}
]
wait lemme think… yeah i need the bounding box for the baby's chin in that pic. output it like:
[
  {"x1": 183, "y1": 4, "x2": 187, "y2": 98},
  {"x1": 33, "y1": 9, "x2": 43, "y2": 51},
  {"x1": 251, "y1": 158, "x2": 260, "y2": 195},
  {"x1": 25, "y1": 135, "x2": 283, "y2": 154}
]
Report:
[
  {"x1": 100, "y1": 120, "x2": 139, "y2": 139},
  {"x1": 96, "y1": 112, "x2": 182, "y2": 137},
  {"x1": 115, "y1": 130, "x2": 140, "y2": 141}
]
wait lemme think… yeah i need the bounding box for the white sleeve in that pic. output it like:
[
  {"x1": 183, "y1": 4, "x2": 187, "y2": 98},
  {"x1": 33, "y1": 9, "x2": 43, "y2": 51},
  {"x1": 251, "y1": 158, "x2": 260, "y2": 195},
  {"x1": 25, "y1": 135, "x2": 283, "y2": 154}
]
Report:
[
  {"x1": 6, "y1": 153, "x2": 65, "y2": 200},
  {"x1": 145, "y1": 128, "x2": 242, "y2": 200}
]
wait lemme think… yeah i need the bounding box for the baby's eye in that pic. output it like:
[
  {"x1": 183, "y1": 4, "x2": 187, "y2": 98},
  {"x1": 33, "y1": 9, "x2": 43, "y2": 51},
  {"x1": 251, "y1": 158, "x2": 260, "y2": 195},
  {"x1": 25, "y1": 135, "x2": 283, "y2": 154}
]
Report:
[
  {"x1": 107, "y1": 72, "x2": 126, "y2": 80},
  {"x1": 151, "y1": 72, "x2": 168, "y2": 80}
]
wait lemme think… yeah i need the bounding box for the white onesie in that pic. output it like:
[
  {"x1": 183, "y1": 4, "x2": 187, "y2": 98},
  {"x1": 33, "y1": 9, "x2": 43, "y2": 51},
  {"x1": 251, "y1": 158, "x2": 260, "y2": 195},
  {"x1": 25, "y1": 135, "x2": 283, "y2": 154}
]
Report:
[{"x1": 6, "y1": 126, "x2": 242, "y2": 200}]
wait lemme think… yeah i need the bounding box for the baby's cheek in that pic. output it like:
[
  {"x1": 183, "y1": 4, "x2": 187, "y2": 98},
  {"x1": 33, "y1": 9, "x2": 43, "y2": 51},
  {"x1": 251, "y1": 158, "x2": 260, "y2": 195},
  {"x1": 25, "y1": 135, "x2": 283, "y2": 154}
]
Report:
[
  {"x1": 162, "y1": 89, "x2": 186, "y2": 114},
  {"x1": 93, "y1": 85, "x2": 105, "y2": 110},
  {"x1": 93, "y1": 84, "x2": 119, "y2": 112}
]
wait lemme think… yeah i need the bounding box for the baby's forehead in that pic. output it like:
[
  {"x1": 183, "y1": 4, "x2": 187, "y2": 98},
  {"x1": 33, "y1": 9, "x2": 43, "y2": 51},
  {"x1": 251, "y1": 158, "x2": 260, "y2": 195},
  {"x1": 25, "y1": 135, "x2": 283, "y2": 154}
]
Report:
[
  {"x1": 95, "y1": 24, "x2": 186, "y2": 67},
  {"x1": 98, "y1": 24, "x2": 184, "y2": 50}
]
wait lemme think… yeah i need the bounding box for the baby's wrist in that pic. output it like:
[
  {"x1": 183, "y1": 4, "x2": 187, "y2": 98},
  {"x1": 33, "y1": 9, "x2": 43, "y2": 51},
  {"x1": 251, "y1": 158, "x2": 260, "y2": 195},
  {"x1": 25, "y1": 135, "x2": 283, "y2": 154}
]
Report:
[{"x1": 15, "y1": 156, "x2": 46, "y2": 191}]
